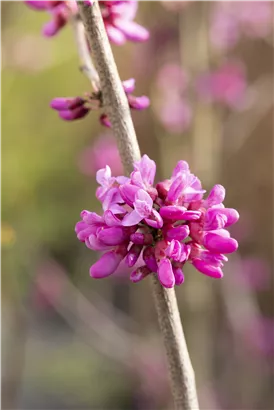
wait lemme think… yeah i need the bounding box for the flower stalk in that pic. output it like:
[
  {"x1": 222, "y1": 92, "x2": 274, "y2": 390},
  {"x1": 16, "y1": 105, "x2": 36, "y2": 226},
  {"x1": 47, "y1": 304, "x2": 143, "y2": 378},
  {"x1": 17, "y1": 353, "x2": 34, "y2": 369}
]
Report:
[{"x1": 77, "y1": 1, "x2": 200, "y2": 409}]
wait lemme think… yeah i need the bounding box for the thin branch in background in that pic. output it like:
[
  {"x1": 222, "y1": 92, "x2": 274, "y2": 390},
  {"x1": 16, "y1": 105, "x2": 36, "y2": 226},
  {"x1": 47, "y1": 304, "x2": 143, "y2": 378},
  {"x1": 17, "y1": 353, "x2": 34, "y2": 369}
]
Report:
[
  {"x1": 70, "y1": 13, "x2": 100, "y2": 90},
  {"x1": 77, "y1": 2, "x2": 199, "y2": 409},
  {"x1": 224, "y1": 76, "x2": 274, "y2": 159},
  {"x1": 78, "y1": 1, "x2": 140, "y2": 174}
]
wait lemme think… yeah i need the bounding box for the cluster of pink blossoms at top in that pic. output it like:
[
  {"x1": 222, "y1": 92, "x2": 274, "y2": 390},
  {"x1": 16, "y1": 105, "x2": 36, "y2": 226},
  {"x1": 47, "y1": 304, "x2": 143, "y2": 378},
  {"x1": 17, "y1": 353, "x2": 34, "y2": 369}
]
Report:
[
  {"x1": 24, "y1": 1, "x2": 149, "y2": 44},
  {"x1": 75, "y1": 155, "x2": 239, "y2": 288}
]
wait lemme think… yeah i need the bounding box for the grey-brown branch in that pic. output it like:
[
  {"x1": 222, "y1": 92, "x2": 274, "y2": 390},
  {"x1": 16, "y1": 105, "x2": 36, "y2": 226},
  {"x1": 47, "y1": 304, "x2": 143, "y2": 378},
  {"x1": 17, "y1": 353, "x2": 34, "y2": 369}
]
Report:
[
  {"x1": 152, "y1": 275, "x2": 199, "y2": 409},
  {"x1": 77, "y1": 2, "x2": 199, "y2": 409}
]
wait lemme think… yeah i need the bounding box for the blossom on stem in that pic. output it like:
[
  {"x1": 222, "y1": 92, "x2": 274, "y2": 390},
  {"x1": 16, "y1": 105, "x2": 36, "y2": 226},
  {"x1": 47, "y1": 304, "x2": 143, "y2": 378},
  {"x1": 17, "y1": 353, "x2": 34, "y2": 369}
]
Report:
[
  {"x1": 101, "y1": 1, "x2": 149, "y2": 45},
  {"x1": 24, "y1": 1, "x2": 149, "y2": 44},
  {"x1": 76, "y1": 155, "x2": 239, "y2": 288},
  {"x1": 50, "y1": 78, "x2": 149, "y2": 125},
  {"x1": 24, "y1": 1, "x2": 78, "y2": 37}
]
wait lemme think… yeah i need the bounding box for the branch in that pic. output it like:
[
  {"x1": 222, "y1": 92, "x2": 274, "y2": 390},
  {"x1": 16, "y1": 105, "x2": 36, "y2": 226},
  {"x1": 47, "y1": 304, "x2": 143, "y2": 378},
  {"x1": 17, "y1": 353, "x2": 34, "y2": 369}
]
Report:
[
  {"x1": 77, "y1": 1, "x2": 140, "y2": 175},
  {"x1": 77, "y1": 2, "x2": 199, "y2": 409},
  {"x1": 152, "y1": 275, "x2": 199, "y2": 410},
  {"x1": 70, "y1": 13, "x2": 100, "y2": 90}
]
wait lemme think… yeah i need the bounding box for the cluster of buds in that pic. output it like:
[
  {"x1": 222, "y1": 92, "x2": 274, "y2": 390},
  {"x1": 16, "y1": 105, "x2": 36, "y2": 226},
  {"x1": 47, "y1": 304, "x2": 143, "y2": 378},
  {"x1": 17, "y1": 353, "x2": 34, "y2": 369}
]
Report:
[
  {"x1": 24, "y1": 1, "x2": 149, "y2": 44},
  {"x1": 76, "y1": 155, "x2": 239, "y2": 288},
  {"x1": 50, "y1": 78, "x2": 150, "y2": 124}
]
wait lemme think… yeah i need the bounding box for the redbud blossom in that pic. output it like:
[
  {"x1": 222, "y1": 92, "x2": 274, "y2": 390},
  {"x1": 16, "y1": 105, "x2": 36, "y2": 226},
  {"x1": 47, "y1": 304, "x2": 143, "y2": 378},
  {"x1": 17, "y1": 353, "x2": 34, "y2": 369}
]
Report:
[{"x1": 76, "y1": 155, "x2": 239, "y2": 288}]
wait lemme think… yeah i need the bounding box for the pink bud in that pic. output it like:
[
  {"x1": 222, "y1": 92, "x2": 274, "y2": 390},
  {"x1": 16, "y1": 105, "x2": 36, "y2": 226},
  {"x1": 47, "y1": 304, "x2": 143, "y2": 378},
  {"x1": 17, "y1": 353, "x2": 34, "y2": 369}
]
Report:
[
  {"x1": 90, "y1": 245, "x2": 127, "y2": 278},
  {"x1": 160, "y1": 205, "x2": 201, "y2": 221},
  {"x1": 145, "y1": 209, "x2": 163, "y2": 229},
  {"x1": 205, "y1": 184, "x2": 226, "y2": 207},
  {"x1": 143, "y1": 246, "x2": 158, "y2": 272},
  {"x1": 130, "y1": 232, "x2": 153, "y2": 245},
  {"x1": 59, "y1": 106, "x2": 89, "y2": 121},
  {"x1": 173, "y1": 266, "x2": 185, "y2": 285},
  {"x1": 122, "y1": 78, "x2": 136, "y2": 94},
  {"x1": 192, "y1": 259, "x2": 223, "y2": 279},
  {"x1": 128, "y1": 95, "x2": 150, "y2": 110},
  {"x1": 100, "y1": 114, "x2": 112, "y2": 128},
  {"x1": 125, "y1": 244, "x2": 143, "y2": 267},
  {"x1": 130, "y1": 266, "x2": 151, "y2": 283},
  {"x1": 203, "y1": 232, "x2": 238, "y2": 254},
  {"x1": 97, "y1": 226, "x2": 129, "y2": 246},
  {"x1": 43, "y1": 5, "x2": 69, "y2": 37},
  {"x1": 119, "y1": 183, "x2": 140, "y2": 207},
  {"x1": 164, "y1": 225, "x2": 190, "y2": 241},
  {"x1": 158, "y1": 258, "x2": 175, "y2": 288},
  {"x1": 50, "y1": 97, "x2": 84, "y2": 111}
]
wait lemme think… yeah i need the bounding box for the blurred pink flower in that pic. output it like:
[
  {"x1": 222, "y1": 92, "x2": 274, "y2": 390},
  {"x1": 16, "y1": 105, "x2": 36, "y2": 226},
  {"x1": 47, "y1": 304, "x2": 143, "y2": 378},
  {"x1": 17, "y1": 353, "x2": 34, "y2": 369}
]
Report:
[
  {"x1": 245, "y1": 317, "x2": 274, "y2": 357},
  {"x1": 78, "y1": 133, "x2": 123, "y2": 177},
  {"x1": 238, "y1": 257, "x2": 271, "y2": 291},
  {"x1": 196, "y1": 61, "x2": 247, "y2": 109},
  {"x1": 153, "y1": 63, "x2": 192, "y2": 133},
  {"x1": 210, "y1": 1, "x2": 273, "y2": 50},
  {"x1": 236, "y1": 1, "x2": 273, "y2": 38}
]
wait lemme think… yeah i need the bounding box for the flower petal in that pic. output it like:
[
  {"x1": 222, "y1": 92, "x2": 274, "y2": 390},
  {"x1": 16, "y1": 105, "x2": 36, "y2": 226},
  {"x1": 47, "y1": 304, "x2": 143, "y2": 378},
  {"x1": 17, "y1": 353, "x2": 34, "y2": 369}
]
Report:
[
  {"x1": 122, "y1": 210, "x2": 143, "y2": 226},
  {"x1": 157, "y1": 258, "x2": 175, "y2": 288}
]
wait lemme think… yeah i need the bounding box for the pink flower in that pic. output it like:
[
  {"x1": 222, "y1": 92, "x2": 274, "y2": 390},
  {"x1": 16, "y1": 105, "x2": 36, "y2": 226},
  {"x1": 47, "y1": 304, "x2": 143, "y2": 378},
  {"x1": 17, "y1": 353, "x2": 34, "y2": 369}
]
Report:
[
  {"x1": 50, "y1": 78, "x2": 149, "y2": 125},
  {"x1": 75, "y1": 155, "x2": 239, "y2": 287},
  {"x1": 25, "y1": 1, "x2": 149, "y2": 45},
  {"x1": 25, "y1": 1, "x2": 78, "y2": 37},
  {"x1": 78, "y1": 133, "x2": 123, "y2": 177},
  {"x1": 196, "y1": 62, "x2": 247, "y2": 109},
  {"x1": 238, "y1": 257, "x2": 271, "y2": 291},
  {"x1": 101, "y1": 1, "x2": 149, "y2": 45}
]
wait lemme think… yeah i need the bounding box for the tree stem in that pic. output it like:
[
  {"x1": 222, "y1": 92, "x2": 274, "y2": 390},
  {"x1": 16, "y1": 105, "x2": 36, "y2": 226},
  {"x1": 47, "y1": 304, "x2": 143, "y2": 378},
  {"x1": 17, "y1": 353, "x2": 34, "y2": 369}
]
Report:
[
  {"x1": 77, "y1": 2, "x2": 199, "y2": 409},
  {"x1": 152, "y1": 275, "x2": 199, "y2": 410}
]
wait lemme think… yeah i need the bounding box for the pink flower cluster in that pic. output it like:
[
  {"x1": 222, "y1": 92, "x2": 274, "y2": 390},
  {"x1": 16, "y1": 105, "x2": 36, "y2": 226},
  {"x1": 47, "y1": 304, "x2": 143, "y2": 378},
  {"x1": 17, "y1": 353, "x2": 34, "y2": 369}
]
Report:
[
  {"x1": 24, "y1": 1, "x2": 149, "y2": 44},
  {"x1": 50, "y1": 78, "x2": 149, "y2": 124},
  {"x1": 75, "y1": 155, "x2": 239, "y2": 288},
  {"x1": 210, "y1": 1, "x2": 272, "y2": 51}
]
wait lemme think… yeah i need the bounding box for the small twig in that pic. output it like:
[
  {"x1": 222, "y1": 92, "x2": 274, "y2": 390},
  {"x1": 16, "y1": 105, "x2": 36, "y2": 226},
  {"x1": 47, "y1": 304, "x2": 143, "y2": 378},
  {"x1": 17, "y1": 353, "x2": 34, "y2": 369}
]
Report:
[
  {"x1": 77, "y1": 2, "x2": 199, "y2": 409},
  {"x1": 70, "y1": 13, "x2": 100, "y2": 90},
  {"x1": 77, "y1": 0, "x2": 140, "y2": 175}
]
